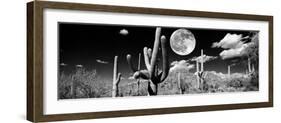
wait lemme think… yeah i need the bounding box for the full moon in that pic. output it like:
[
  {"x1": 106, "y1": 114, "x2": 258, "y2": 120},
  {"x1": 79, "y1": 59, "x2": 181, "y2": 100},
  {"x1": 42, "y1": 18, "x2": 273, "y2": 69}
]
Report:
[{"x1": 170, "y1": 29, "x2": 196, "y2": 56}]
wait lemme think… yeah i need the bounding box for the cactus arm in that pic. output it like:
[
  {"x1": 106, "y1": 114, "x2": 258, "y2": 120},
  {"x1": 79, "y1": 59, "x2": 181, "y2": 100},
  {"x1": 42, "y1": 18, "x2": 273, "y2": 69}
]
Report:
[
  {"x1": 147, "y1": 48, "x2": 152, "y2": 59},
  {"x1": 148, "y1": 81, "x2": 158, "y2": 95},
  {"x1": 197, "y1": 71, "x2": 203, "y2": 78},
  {"x1": 132, "y1": 70, "x2": 150, "y2": 80},
  {"x1": 203, "y1": 72, "x2": 208, "y2": 78},
  {"x1": 116, "y1": 73, "x2": 121, "y2": 84},
  {"x1": 143, "y1": 47, "x2": 151, "y2": 71},
  {"x1": 160, "y1": 35, "x2": 169, "y2": 81},
  {"x1": 196, "y1": 60, "x2": 199, "y2": 72},
  {"x1": 138, "y1": 53, "x2": 141, "y2": 70},
  {"x1": 139, "y1": 70, "x2": 150, "y2": 79},
  {"x1": 149, "y1": 27, "x2": 161, "y2": 76},
  {"x1": 126, "y1": 54, "x2": 137, "y2": 72},
  {"x1": 155, "y1": 63, "x2": 159, "y2": 77}
]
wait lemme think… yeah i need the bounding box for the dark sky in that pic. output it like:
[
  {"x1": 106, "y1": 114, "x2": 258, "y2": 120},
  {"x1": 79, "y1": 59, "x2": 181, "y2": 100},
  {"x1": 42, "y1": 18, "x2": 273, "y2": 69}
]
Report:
[{"x1": 58, "y1": 22, "x2": 256, "y2": 79}]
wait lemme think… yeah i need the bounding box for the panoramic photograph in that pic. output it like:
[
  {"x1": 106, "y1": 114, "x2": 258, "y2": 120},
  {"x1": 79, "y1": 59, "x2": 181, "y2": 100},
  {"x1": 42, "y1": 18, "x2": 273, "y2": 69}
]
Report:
[{"x1": 58, "y1": 23, "x2": 259, "y2": 99}]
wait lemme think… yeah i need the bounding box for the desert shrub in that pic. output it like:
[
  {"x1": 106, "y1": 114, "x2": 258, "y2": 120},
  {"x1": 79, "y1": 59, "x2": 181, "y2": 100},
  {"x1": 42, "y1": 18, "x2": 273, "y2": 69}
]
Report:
[
  {"x1": 227, "y1": 77, "x2": 243, "y2": 88},
  {"x1": 58, "y1": 68, "x2": 259, "y2": 99},
  {"x1": 117, "y1": 79, "x2": 149, "y2": 97},
  {"x1": 72, "y1": 68, "x2": 108, "y2": 98},
  {"x1": 244, "y1": 72, "x2": 259, "y2": 91},
  {"x1": 158, "y1": 71, "x2": 198, "y2": 95},
  {"x1": 58, "y1": 72, "x2": 73, "y2": 99},
  {"x1": 58, "y1": 68, "x2": 110, "y2": 99},
  {"x1": 224, "y1": 72, "x2": 259, "y2": 92}
]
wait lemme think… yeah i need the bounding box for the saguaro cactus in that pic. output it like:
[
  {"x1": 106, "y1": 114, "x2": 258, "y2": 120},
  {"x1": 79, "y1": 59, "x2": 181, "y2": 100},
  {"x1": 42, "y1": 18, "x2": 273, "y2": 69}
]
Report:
[
  {"x1": 136, "y1": 53, "x2": 141, "y2": 95},
  {"x1": 70, "y1": 75, "x2": 75, "y2": 98},
  {"x1": 201, "y1": 49, "x2": 204, "y2": 71},
  {"x1": 196, "y1": 60, "x2": 200, "y2": 88},
  {"x1": 252, "y1": 64, "x2": 255, "y2": 72},
  {"x1": 228, "y1": 65, "x2": 231, "y2": 77},
  {"x1": 198, "y1": 72, "x2": 208, "y2": 91},
  {"x1": 126, "y1": 27, "x2": 169, "y2": 95},
  {"x1": 196, "y1": 49, "x2": 207, "y2": 90},
  {"x1": 112, "y1": 56, "x2": 121, "y2": 97},
  {"x1": 177, "y1": 73, "x2": 184, "y2": 94},
  {"x1": 248, "y1": 57, "x2": 252, "y2": 73}
]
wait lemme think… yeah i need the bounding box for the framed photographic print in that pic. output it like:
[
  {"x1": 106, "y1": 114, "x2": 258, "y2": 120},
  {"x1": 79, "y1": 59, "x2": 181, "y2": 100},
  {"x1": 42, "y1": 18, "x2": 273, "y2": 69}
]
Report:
[{"x1": 27, "y1": 1, "x2": 273, "y2": 122}]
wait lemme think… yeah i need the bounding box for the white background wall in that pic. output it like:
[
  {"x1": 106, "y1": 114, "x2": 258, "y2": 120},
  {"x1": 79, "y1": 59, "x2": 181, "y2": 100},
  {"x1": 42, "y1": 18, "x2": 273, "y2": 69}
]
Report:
[{"x1": 0, "y1": 0, "x2": 280, "y2": 122}]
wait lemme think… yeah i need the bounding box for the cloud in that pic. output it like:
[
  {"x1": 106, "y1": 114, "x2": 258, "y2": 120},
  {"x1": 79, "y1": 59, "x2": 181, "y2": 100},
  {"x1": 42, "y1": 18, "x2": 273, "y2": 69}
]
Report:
[
  {"x1": 219, "y1": 43, "x2": 250, "y2": 59},
  {"x1": 191, "y1": 55, "x2": 217, "y2": 63},
  {"x1": 76, "y1": 64, "x2": 83, "y2": 68},
  {"x1": 60, "y1": 63, "x2": 67, "y2": 66},
  {"x1": 119, "y1": 29, "x2": 129, "y2": 35},
  {"x1": 170, "y1": 60, "x2": 195, "y2": 72},
  {"x1": 212, "y1": 33, "x2": 257, "y2": 60},
  {"x1": 212, "y1": 33, "x2": 248, "y2": 49},
  {"x1": 96, "y1": 59, "x2": 109, "y2": 64}
]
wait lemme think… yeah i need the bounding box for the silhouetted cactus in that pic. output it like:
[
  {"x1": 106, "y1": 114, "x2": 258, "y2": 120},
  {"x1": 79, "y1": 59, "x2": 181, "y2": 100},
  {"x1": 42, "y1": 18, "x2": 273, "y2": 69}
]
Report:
[
  {"x1": 126, "y1": 27, "x2": 169, "y2": 95},
  {"x1": 195, "y1": 49, "x2": 208, "y2": 91},
  {"x1": 177, "y1": 73, "x2": 184, "y2": 94},
  {"x1": 112, "y1": 56, "x2": 121, "y2": 97}
]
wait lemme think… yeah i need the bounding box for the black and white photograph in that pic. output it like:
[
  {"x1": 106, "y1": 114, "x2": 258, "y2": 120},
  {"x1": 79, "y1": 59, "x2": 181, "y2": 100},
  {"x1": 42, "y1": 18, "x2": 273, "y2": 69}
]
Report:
[
  {"x1": 24, "y1": 1, "x2": 274, "y2": 122},
  {"x1": 58, "y1": 23, "x2": 259, "y2": 99}
]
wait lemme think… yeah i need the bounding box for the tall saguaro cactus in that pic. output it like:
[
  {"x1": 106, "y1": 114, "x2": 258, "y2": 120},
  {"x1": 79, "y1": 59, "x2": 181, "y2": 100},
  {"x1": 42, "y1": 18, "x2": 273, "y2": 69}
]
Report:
[
  {"x1": 196, "y1": 60, "x2": 200, "y2": 88},
  {"x1": 136, "y1": 53, "x2": 141, "y2": 95},
  {"x1": 126, "y1": 27, "x2": 169, "y2": 95},
  {"x1": 112, "y1": 56, "x2": 121, "y2": 97},
  {"x1": 228, "y1": 65, "x2": 231, "y2": 77},
  {"x1": 196, "y1": 49, "x2": 207, "y2": 90}
]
